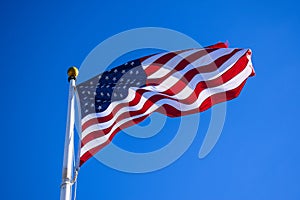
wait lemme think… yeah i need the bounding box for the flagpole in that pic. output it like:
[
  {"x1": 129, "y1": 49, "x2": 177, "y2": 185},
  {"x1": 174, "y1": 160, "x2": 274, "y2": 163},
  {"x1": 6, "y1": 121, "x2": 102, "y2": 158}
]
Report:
[{"x1": 60, "y1": 67, "x2": 79, "y2": 200}]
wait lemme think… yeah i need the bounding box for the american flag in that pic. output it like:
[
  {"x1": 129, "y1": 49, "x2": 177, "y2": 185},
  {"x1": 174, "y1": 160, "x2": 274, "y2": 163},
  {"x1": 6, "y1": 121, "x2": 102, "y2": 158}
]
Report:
[{"x1": 76, "y1": 42, "x2": 255, "y2": 166}]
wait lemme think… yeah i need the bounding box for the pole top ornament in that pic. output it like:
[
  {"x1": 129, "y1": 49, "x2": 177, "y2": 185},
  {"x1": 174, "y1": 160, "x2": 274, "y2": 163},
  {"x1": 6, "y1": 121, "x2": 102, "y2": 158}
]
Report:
[{"x1": 67, "y1": 66, "x2": 79, "y2": 81}]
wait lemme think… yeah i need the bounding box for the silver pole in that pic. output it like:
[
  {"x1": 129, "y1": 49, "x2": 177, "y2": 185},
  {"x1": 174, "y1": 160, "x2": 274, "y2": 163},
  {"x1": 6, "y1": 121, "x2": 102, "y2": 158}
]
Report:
[{"x1": 60, "y1": 67, "x2": 78, "y2": 200}]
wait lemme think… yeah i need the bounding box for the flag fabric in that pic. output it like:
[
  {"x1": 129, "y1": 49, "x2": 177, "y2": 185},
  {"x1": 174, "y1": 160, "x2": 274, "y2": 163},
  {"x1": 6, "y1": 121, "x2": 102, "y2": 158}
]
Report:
[{"x1": 76, "y1": 42, "x2": 255, "y2": 166}]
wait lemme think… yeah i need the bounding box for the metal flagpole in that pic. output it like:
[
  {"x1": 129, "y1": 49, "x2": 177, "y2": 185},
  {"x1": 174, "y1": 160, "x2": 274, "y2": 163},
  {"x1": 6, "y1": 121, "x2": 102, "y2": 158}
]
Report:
[{"x1": 60, "y1": 67, "x2": 79, "y2": 200}]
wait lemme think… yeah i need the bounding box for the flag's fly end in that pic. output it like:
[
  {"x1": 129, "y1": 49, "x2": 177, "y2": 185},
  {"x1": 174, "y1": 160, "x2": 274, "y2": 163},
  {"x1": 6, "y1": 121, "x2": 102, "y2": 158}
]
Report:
[{"x1": 205, "y1": 42, "x2": 229, "y2": 49}]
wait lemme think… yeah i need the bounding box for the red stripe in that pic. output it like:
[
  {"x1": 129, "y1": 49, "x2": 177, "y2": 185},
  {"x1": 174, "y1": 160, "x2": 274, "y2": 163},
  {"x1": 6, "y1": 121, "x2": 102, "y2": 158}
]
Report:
[
  {"x1": 204, "y1": 42, "x2": 228, "y2": 49},
  {"x1": 139, "y1": 42, "x2": 228, "y2": 64},
  {"x1": 143, "y1": 52, "x2": 182, "y2": 76},
  {"x1": 143, "y1": 48, "x2": 218, "y2": 76},
  {"x1": 80, "y1": 139, "x2": 110, "y2": 166},
  {"x1": 139, "y1": 49, "x2": 189, "y2": 63},
  {"x1": 80, "y1": 115, "x2": 149, "y2": 166}
]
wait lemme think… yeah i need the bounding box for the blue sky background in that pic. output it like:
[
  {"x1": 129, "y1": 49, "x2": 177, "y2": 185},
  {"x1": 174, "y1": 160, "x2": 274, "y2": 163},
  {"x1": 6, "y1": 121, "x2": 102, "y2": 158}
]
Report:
[{"x1": 1, "y1": 0, "x2": 300, "y2": 199}]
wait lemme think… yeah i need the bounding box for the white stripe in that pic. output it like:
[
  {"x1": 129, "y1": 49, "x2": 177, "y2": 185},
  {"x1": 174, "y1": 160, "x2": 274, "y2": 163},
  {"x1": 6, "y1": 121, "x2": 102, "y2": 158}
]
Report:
[
  {"x1": 141, "y1": 49, "x2": 198, "y2": 70},
  {"x1": 146, "y1": 48, "x2": 237, "y2": 79},
  {"x1": 80, "y1": 63, "x2": 253, "y2": 157},
  {"x1": 140, "y1": 52, "x2": 169, "y2": 69},
  {"x1": 81, "y1": 49, "x2": 248, "y2": 126},
  {"x1": 143, "y1": 49, "x2": 201, "y2": 77}
]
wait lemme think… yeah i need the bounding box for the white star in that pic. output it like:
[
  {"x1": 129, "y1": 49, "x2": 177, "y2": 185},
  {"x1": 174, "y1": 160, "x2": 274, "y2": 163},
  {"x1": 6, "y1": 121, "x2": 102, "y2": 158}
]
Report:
[
  {"x1": 107, "y1": 93, "x2": 110, "y2": 97},
  {"x1": 85, "y1": 109, "x2": 89, "y2": 113},
  {"x1": 91, "y1": 103, "x2": 95, "y2": 107},
  {"x1": 124, "y1": 63, "x2": 128, "y2": 65},
  {"x1": 84, "y1": 103, "x2": 88, "y2": 106},
  {"x1": 98, "y1": 105, "x2": 102, "y2": 110},
  {"x1": 101, "y1": 92, "x2": 104, "y2": 96},
  {"x1": 122, "y1": 70, "x2": 126, "y2": 73},
  {"x1": 105, "y1": 76, "x2": 109, "y2": 80},
  {"x1": 131, "y1": 62, "x2": 134, "y2": 65},
  {"x1": 113, "y1": 77, "x2": 117, "y2": 81},
  {"x1": 136, "y1": 70, "x2": 139, "y2": 75},
  {"x1": 129, "y1": 70, "x2": 133, "y2": 75},
  {"x1": 114, "y1": 69, "x2": 118, "y2": 73},
  {"x1": 114, "y1": 93, "x2": 117, "y2": 97},
  {"x1": 90, "y1": 81, "x2": 93, "y2": 85},
  {"x1": 120, "y1": 94, "x2": 123, "y2": 98}
]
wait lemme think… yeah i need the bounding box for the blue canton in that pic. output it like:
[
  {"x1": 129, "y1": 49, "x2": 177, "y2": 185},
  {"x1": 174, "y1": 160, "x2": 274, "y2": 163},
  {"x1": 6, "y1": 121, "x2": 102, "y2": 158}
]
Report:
[{"x1": 77, "y1": 59, "x2": 147, "y2": 118}]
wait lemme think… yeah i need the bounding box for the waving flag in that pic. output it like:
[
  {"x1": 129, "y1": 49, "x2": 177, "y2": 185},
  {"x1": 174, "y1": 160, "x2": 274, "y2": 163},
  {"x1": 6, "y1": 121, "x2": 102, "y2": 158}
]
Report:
[{"x1": 76, "y1": 42, "x2": 255, "y2": 166}]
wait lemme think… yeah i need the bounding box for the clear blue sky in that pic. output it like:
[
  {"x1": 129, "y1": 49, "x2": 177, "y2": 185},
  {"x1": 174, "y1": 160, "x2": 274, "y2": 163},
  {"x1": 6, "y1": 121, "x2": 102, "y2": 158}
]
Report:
[{"x1": 1, "y1": 0, "x2": 300, "y2": 199}]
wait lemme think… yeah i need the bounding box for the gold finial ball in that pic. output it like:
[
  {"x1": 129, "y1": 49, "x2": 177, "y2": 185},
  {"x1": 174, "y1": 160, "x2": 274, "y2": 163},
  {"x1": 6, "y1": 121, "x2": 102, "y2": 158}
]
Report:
[{"x1": 67, "y1": 66, "x2": 79, "y2": 78}]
